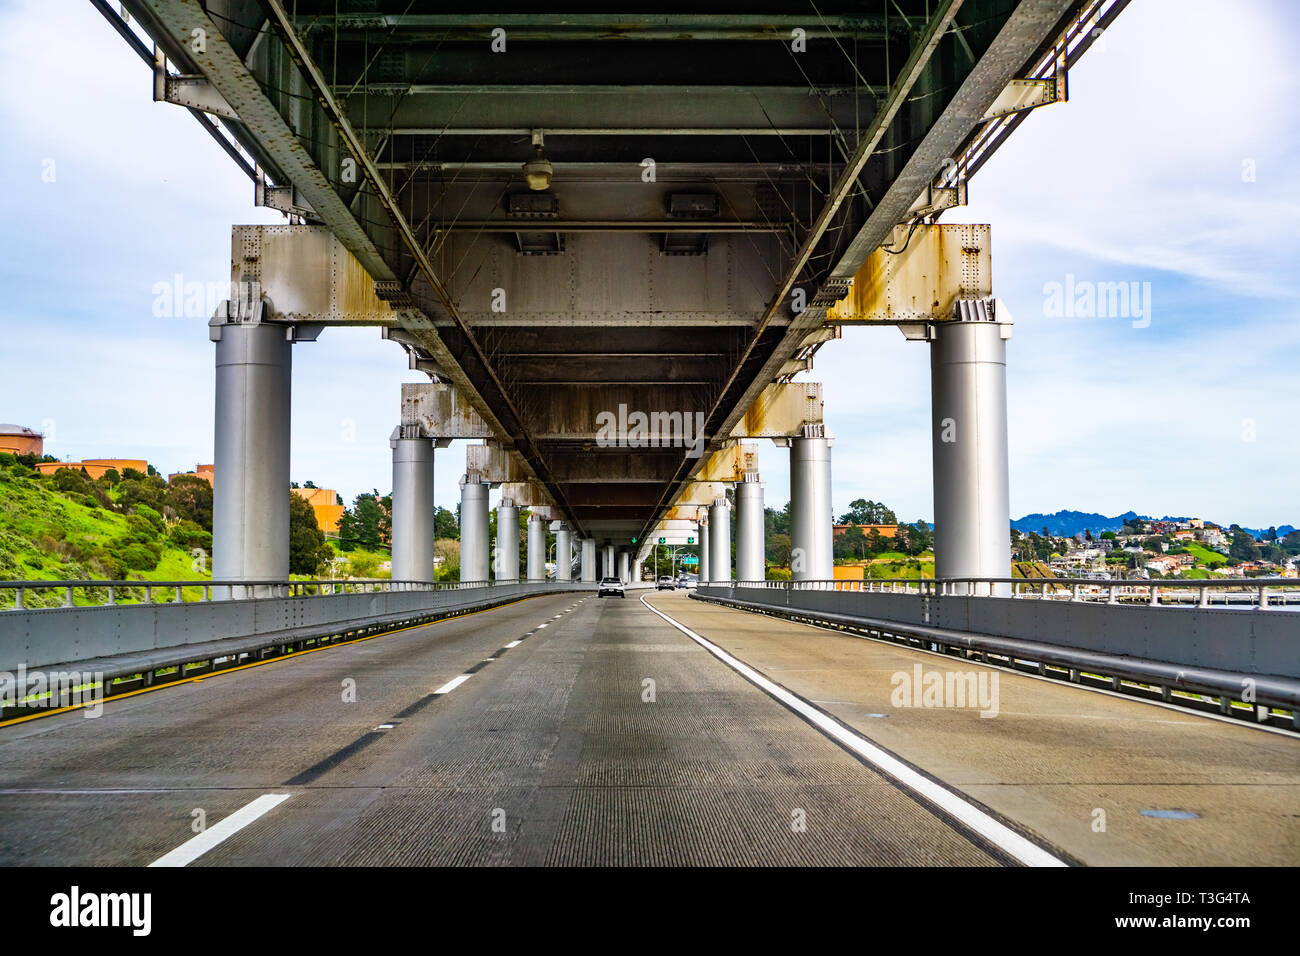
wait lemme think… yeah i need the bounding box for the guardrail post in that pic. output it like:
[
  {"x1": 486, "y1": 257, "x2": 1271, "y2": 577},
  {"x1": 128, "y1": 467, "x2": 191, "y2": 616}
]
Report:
[
  {"x1": 64, "y1": 586, "x2": 73, "y2": 607},
  {"x1": 1071, "y1": 583, "x2": 1080, "y2": 602},
  {"x1": 1197, "y1": 586, "x2": 1209, "y2": 608},
  {"x1": 175, "y1": 586, "x2": 183, "y2": 604},
  {"x1": 1259, "y1": 586, "x2": 1270, "y2": 609},
  {"x1": 1148, "y1": 585, "x2": 1158, "y2": 607},
  {"x1": 107, "y1": 586, "x2": 116, "y2": 606},
  {"x1": 144, "y1": 585, "x2": 153, "y2": 604},
  {"x1": 14, "y1": 587, "x2": 22, "y2": 610}
]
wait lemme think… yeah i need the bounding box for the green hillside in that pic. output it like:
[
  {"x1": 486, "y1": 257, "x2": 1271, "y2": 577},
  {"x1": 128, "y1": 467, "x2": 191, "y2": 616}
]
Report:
[{"x1": 0, "y1": 456, "x2": 214, "y2": 608}]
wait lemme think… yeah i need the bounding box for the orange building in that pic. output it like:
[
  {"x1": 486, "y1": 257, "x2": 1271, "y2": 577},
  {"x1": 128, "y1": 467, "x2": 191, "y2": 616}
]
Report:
[
  {"x1": 0, "y1": 424, "x2": 44, "y2": 457},
  {"x1": 293, "y1": 486, "x2": 345, "y2": 536},
  {"x1": 832, "y1": 523, "x2": 899, "y2": 539},
  {"x1": 36, "y1": 458, "x2": 148, "y2": 479}
]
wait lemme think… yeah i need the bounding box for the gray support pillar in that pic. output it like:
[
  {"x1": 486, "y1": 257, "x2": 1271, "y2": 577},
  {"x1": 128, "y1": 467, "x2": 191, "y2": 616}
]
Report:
[
  {"x1": 708, "y1": 497, "x2": 731, "y2": 583},
  {"x1": 555, "y1": 526, "x2": 572, "y2": 581},
  {"x1": 527, "y1": 514, "x2": 547, "y2": 582},
  {"x1": 604, "y1": 544, "x2": 615, "y2": 579},
  {"x1": 699, "y1": 519, "x2": 710, "y2": 583},
  {"x1": 633, "y1": 558, "x2": 643, "y2": 583},
  {"x1": 391, "y1": 431, "x2": 435, "y2": 584},
  {"x1": 735, "y1": 475, "x2": 765, "y2": 582},
  {"x1": 496, "y1": 499, "x2": 519, "y2": 581},
  {"x1": 213, "y1": 322, "x2": 292, "y2": 595},
  {"x1": 459, "y1": 476, "x2": 490, "y2": 583},
  {"x1": 617, "y1": 550, "x2": 629, "y2": 582},
  {"x1": 581, "y1": 538, "x2": 597, "y2": 583},
  {"x1": 790, "y1": 425, "x2": 833, "y2": 581},
  {"x1": 930, "y1": 313, "x2": 1012, "y2": 594}
]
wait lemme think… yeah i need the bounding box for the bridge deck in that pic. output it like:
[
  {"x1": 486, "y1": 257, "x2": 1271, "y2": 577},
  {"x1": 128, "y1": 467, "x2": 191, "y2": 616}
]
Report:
[{"x1": 0, "y1": 592, "x2": 1293, "y2": 866}]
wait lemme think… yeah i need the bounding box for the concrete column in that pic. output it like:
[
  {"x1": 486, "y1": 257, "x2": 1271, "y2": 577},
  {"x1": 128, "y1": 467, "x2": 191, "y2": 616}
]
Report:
[
  {"x1": 617, "y1": 550, "x2": 629, "y2": 582},
  {"x1": 527, "y1": 514, "x2": 546, "y2": 581},
  {"x1": 790, "y1": 425, "x2": 833, "y2": 581},
  {"x1": 735, "y1": 475, "x2": 765, "y2": 582},
  {"x1": 633, "y1": 559, "x2": 643, "y2": 583},
  {"x1": 459, "y1": 476, "x2": 490, "y2": 583},
  {"x1": 495, "y1": 499, "x2": 519, "y2": 581},
  {"x1": 213, "y1": 322, "x2": 292, "y2": 595},
  {"x1": 699, "y1": 519, "x2": 710, "y2": 583},
  {"x1": 391, "y1": 432, "x2": 435, "y2": 584},
  {"x1": 708, "y1": 497, "x2": 731, "y2": 583},
  {"x1": 581, "y1": 538, "x2": 597, "y2": 582},
  {"x1": 930, "y1": 315, "x2": 1012, "y2": 594},
  {"x1": 604, "y1": 544, "x2": 615, "y2": 579},
  {"x1": 555, "y1": 526, "x2": 572, "y2": 581}
]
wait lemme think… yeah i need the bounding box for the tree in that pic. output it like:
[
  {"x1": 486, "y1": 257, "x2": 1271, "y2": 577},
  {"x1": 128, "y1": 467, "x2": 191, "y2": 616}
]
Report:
[
  {"x1": 835, "y1": 526, "x2": 868, "y2": 561},
  {"x1": 767, "y1": 533, "x2": 792, "y2": 566},
  {"x1": 839, "y1": 498, "x2": 896, "y2": 525},
  {"x1": 289, "y1": 492, "x2": 331, "y2": 574},
  {"x1": 434, "y1": 506, "x2": 459, "y2": 540},
  {"x1": 1229, "y1": 530, "x2": 1260, "y2": 563},
  {"x1": 338, "y1": 492, "x2": 388, "y2": 551},
  {"x1": 167, "y1": 475, "x2": 213, "y2": 531},
  {"x1": 910, "y1": 520, "x2": 934, "y2": 554}
]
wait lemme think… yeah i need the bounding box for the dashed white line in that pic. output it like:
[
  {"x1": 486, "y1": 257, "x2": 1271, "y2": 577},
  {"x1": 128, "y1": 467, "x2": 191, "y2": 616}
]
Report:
[
  {"x1": 505, "y1": 640, "x2": 522, "y2": 648},
  {"x1": 434, "y1": 674, "x2": 472, "y2": 695},
  {"x1": 639, "y1": 595, "x2": 1067, "y2": 868},
  {"x1": 148, "y1": 793, "x2": 291, "y2": 867}
]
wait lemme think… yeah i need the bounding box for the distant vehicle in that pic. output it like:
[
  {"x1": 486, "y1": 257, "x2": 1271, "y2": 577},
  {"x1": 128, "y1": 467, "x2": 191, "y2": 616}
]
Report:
[
  {"x1": 678, "y1": 573, "x2": 698, "y2": 588},
  {"x1": 656, "y1": 575, "x2": 675, "y2": 591},
  {"x1": 598, "y1": 576, "x2": 625, "y2": 598}
]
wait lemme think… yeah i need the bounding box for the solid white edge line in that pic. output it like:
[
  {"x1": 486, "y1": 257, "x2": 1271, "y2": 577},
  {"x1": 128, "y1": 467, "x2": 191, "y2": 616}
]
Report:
[
  {"x1": 434, "y1": 674, "x2": 472, "y2": 695},
  {"x1": 639, "y1": 595, "x2": 1066, "y2": 868},
  {"x1": 148, "y1": 793, "x2": 291, "y2": 867}
]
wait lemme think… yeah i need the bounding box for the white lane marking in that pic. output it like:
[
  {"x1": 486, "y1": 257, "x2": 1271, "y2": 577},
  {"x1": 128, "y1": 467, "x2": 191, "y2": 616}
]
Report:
[
  {"x1": 536, "y1": 623, "x2": 549, "y2": 629},
  {"x1": 505, "y1": 640, "x2": 522, "y2": 648},
  {"x1": 639, "y1": 595, "x2": 1066, "y2": 868},
  {"x1": 148, "y1": 793, "x2": 291, "y2": 867},
  {"x1": 434, "y1": 674, "x2": 472, "y2": 695}
]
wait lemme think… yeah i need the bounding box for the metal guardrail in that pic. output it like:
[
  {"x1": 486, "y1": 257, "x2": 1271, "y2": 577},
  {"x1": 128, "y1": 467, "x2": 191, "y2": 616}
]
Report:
[
  {"x1": 691, "y1": 586, "x2": 1300, "y2": 730},
  {"x1": 720, "y1": 577, "x2": 1300, "y2": 609},
  {"x1": 0, "y1": 577, "x2": 514, "y2": 610},
  {"x1": 0, "y1": 579, "x2": 592, "y2": 696}
]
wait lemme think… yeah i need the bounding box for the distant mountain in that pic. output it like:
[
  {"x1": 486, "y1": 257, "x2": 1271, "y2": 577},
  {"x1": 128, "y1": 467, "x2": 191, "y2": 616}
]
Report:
[
  {"x1": 1012, "y1": 510, "x2": 1295, "y2": 539},
  {"x1": 1011, "y1": 510, "x2": 1138, "y2": 537}
]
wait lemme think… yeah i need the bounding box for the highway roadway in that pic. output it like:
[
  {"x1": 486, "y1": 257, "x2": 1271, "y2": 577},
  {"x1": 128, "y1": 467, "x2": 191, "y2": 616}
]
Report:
[{"x1": 0, "y1": 590, "x2": 1294, "y2": 866}]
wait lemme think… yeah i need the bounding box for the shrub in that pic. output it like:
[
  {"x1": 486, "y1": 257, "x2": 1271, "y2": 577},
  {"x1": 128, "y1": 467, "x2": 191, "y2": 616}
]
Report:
[{"x1": 116, "y1": 543, "x2": 159, "y2": 572}]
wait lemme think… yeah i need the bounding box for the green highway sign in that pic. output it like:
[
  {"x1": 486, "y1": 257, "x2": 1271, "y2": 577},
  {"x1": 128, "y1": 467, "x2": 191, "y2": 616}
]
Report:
[
  {"x1": 687, "y1": 536, "x2": 695, "y2": 544},
  {"x1": 658, "y1": 537, "x2": 666, "y2": 544},
  {"x1": 681, "y1": 554, "x2": 699, "y2": 566}
]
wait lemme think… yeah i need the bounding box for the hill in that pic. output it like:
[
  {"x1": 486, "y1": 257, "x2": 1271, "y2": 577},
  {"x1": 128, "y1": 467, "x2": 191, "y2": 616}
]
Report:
[{"x1": 1011, "y1": 510, "x2": 1138, "y2": 536}]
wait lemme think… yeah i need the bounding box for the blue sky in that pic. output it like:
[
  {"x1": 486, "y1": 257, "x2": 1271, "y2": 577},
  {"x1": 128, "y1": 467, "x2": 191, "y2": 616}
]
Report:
[{"x1": 1, "y1": 0, "x2": 1296, "y2": 528}]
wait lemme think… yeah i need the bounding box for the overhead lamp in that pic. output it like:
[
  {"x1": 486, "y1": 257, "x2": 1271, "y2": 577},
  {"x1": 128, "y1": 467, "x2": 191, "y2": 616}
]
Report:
[{"x1": 523, "y1": 129, "x2": 552, "y2": 191}]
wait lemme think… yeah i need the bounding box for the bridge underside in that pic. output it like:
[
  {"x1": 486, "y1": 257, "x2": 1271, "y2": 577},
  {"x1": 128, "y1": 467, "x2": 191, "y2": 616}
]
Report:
[{"x1": 104, "y1": 0, "x2": 1119, "y2": 571}]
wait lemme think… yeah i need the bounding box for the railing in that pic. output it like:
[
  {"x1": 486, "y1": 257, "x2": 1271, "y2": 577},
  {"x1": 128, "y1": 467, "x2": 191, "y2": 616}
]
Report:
[
  {"x1": 0, "y1": 577, "x2": 566, "y2": 611},
  {"x1": 721, "y1": 577, "x2": 1300, "y2": 610}
]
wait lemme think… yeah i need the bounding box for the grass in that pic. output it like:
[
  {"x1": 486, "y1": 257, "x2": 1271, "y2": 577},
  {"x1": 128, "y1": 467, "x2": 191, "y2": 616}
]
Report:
[{"x1": 1179, "y1": 541, "x2": 1228, "y2": 568}]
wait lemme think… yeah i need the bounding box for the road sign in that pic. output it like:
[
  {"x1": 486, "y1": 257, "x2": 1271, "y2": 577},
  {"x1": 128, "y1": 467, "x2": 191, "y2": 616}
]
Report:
[
  {"x1": 687, "y1": 536, "x2": 695, "y2": 544},
  {"x1": 681, "y1": 554, "x2": 699, "y2": 566},
  {"x1": 659, "y1": 537, "x2": 666, "y2": 544}
]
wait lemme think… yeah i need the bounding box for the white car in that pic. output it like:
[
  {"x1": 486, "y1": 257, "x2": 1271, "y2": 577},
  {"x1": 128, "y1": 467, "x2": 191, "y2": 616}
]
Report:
[{"x1": 598, "y1": 576, "x2": 626, "y2": 598}]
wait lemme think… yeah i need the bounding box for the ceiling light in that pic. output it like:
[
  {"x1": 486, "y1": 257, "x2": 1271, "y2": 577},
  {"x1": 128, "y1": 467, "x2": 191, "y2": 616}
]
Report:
[{"x1": 523, "y1": 129, "x2": 552, "y2": 191}]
